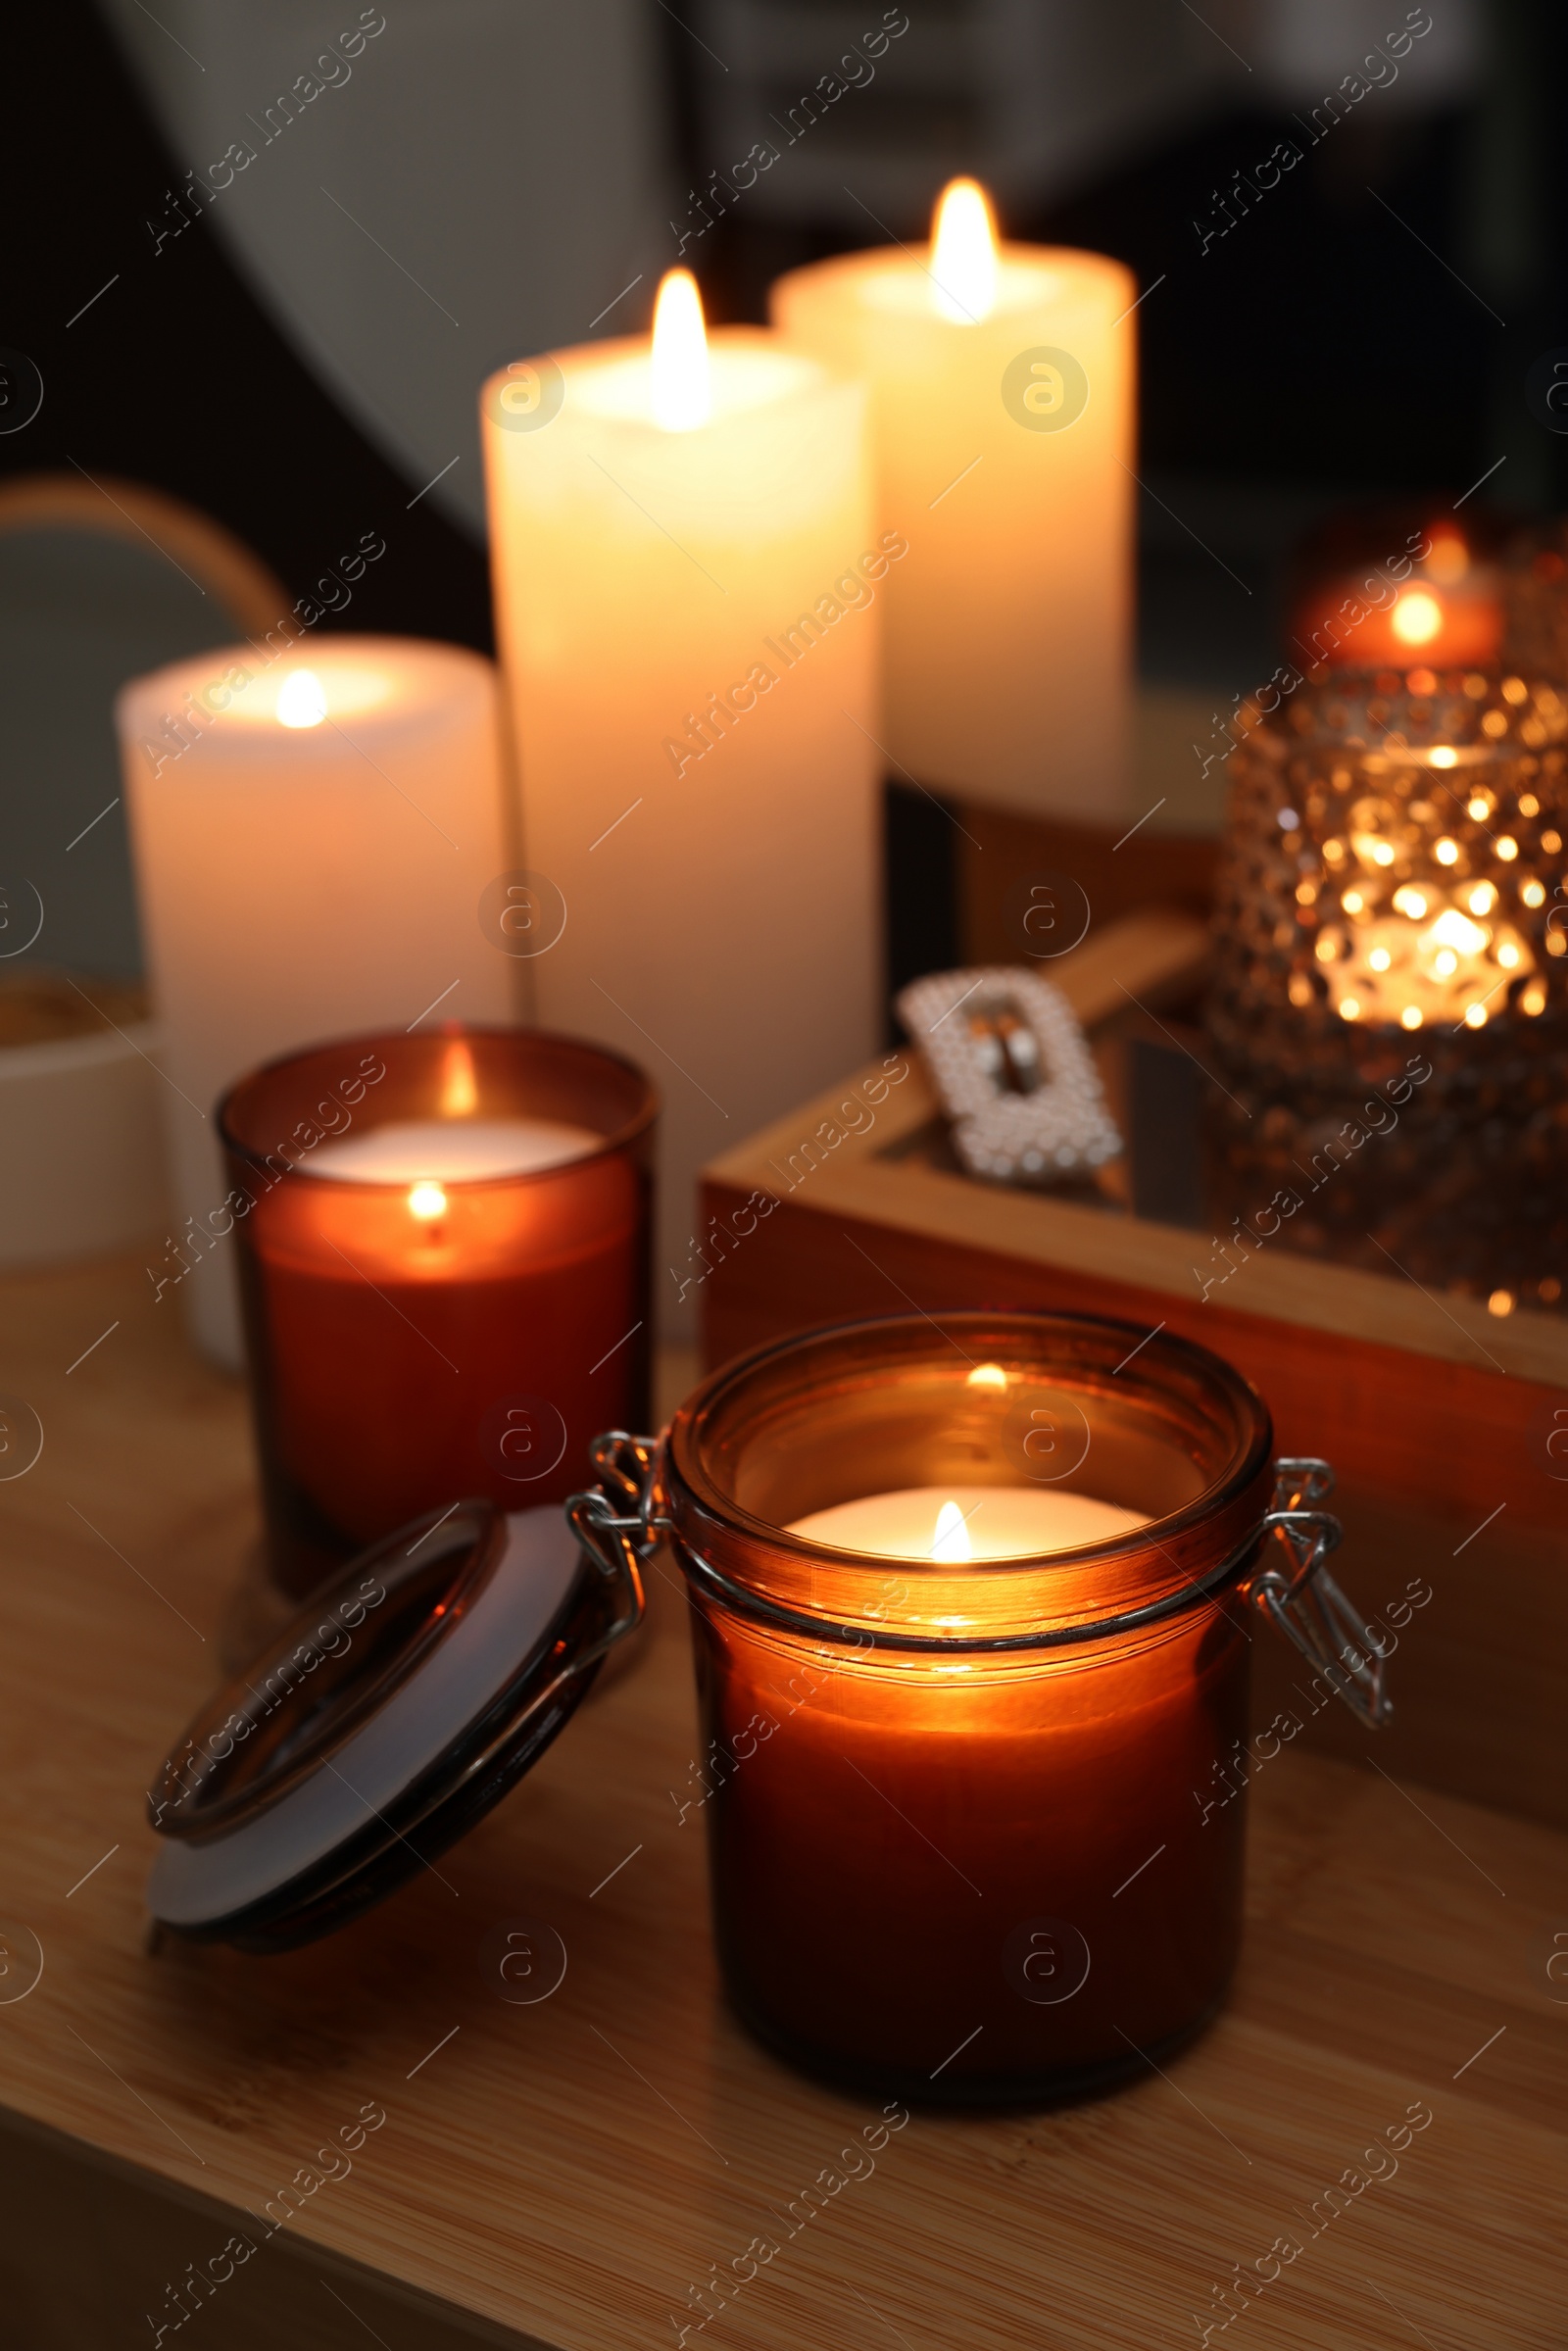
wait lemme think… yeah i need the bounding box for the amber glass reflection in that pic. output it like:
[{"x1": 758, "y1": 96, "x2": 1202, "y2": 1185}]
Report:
[
  {"x1": 659, "y1": 1312, "x2": 1273, "y2": 2106},
  {"x1": 221, "y1": 1026, "x2": 655, "y2": 1597}
]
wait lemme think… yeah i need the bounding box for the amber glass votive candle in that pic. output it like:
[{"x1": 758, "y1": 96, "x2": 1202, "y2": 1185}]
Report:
[
  {"x1": 657, "y1": 1311, "x2": 1273, "y2": 2105},
  {"x1": 221, "y1": 1026, "x2": 655, "y2": 1596}
]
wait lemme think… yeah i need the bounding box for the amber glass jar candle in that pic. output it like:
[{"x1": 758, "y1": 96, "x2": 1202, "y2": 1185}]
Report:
[
  {"x1": 656, "y1": 1311, "x2": 1279, "y2": 2105},
  {"x1": 220, "y1": 1026, "x2": 655, "y2": 1596}
]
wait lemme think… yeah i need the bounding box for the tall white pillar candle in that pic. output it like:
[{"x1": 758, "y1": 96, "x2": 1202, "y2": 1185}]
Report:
[
  {"x1": 118, "y1": 636, "x2": 513, "y2": 1364},
  {"x1": 482, "y1": 274, "x2": 880, "y2": 1332},
  {"x1": 772, "y1": 180, "x2": 1136, "y2": 820}
]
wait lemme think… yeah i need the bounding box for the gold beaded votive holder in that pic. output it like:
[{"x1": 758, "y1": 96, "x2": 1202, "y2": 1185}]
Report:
[{"x1": 1207, "y1": 666, "x2": 1568, "y2": 1314}]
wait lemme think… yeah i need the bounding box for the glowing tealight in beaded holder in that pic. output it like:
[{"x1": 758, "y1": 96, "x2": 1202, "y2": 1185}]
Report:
[{"x1": 1208, "y1": 667, "x2": 1568, "y2": 1312}]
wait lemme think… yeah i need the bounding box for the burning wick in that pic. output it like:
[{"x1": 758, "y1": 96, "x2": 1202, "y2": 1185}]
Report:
[
  {"x1": 651, "y1": 268, "x2": 711, "y2": 433},
  {"x1": 276, "y1": 669, "x2": 327, "y2": 728},
  {"x1": 931, "y1": 1498, "x2": 973, "y2": 1562},
  {"x1": 929, "y1": 177, "x2": 999, "y2": 324},
  {"x1": 1391, "y1": 591, "x2": 1443, "y2": 647}
]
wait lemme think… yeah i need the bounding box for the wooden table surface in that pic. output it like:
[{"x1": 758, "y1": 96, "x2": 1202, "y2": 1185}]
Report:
[{"x1": 0, "y1": 1253, "x2": 1563, "y2": 2350}]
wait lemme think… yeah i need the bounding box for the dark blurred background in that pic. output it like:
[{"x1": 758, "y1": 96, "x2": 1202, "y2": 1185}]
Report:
[{"x1": 2, "y1": 0, "x2": 1564, "y2": 976}]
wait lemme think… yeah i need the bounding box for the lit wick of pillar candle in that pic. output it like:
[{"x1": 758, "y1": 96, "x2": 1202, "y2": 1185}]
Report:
[
  {"x1": 929, "y1": 176, "x2": 999, "y2": 324},
  {"x1": 275, "y1": 668, "x2": 328, "y2": 728},
  {"x1": 650, "y1": 269, "x2": 711, "y2": 433}
]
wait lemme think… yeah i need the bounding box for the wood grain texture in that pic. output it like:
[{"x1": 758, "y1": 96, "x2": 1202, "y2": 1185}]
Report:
[{"x1": 0, "y1": 1254, "x2": 1562, "y2": 2349}]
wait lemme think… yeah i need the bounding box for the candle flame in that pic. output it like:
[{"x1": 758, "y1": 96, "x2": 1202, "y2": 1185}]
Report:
[
  {"x1": 1428, "y1": 907, "x2": 1488, "y2": 955},
  {"x1": 276, "y1": 669, "x2": 327, "y2": 728},
  {"x1": 439, "y1": 1038, "x2": 479, "y2": 1118},
  {"x1": 651, "y1": 269, "x2": 711, "y2": 432},
  {"x1": 930, "y1": 177, "x2": 998, "y2": 324},
  {"x1": 931, "y1": 1498, "x2": 972, "y2": 1562},
  {"x1": 1392, "y1": 589, "x2": 1443, "y2": 647},
  {"x1": 1425, "y1": 529, "x2": 1468, "y2": 585},
  {"x1": 408, "y1": 1181, "x2": 447, "y2": 1222}
]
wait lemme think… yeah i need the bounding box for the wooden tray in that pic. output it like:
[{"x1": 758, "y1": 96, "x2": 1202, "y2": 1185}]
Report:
[{"x1": 0, "y1": 1243, "x2": 1560, "y2": 2346}]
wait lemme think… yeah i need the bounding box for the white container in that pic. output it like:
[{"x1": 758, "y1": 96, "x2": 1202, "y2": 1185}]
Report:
[{"x1": 0, "y1": 1003, "x2": 169, "y2": 1267}]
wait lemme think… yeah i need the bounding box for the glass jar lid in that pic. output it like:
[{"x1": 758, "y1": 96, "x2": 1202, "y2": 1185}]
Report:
[{"x1": 145, "y1": 1495, "x2": 640, "y2": 1951}]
